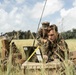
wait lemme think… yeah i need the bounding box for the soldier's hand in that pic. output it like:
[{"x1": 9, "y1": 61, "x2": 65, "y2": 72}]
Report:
[
  {"x1": 43, "y1": 55, "x2": 48, "y2": 61},
  {"x1": 43, "y1": 55, "x2": 49, "y2": 63}
]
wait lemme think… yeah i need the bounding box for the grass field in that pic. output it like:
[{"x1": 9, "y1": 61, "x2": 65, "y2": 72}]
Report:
[
  {"x1": 65, "y1": 39, "x2": 76, "y2": 51},
  {"x1": 0, "y1": 39, "x2": 76, "y2": 75},
  {"x1": 0, "y1": 39, "x2": 76, "y2": 53}
]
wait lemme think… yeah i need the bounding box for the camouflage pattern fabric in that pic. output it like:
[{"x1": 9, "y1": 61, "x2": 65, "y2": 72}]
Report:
[
  {"x1": 47, "y1": 34, "x2": 69, "y2": 62},
  {"x1": 37, "y1": 34, "x2": 69, "y2": 62},
  {"x1": 37, "y1": 28, "x2": 48, "y2": 39}
]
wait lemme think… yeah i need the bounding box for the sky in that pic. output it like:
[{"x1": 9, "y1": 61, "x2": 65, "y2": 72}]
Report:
[{"x1": 0, "y1": 0, "x2": 76, "y2": 34}]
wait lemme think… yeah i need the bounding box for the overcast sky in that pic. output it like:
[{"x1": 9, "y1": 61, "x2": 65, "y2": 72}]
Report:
[{"x1": 0, "y1": 0, "x2": 76, "y2": 33}]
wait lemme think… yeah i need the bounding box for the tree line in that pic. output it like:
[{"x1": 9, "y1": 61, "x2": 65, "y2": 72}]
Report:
[
  {"x1": 1, "y1": 28, "x2": 76, "y2": 40},
  {"x1": 1, "y1": 30, "x2": 36, "y2": 39},
  {"x1": 61, "y1": 29, "x2": 76, "y2": 39}
]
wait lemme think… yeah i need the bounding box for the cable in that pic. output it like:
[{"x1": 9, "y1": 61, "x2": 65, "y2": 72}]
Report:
[
  {"x1": 36, "y1": 0, "x2": 47, "y2": 35},
  {"x1": 32, "y1": 0, "x2": 47, "y2": 48},
  {"x1": 31, "y1": 0, "x2": 48, "y2": 61}
]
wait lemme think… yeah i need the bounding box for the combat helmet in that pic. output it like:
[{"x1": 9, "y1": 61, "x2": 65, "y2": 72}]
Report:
[{"x1": 41, "y1": 22, "x2": 50, "y2": 29}]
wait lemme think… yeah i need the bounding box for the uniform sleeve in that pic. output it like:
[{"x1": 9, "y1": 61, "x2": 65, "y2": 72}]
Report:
[
  {"x1": 58, "y1": 39, "x2": 69, "y2": 59},
  {"x1": 37, "y1": 28, "x2": 43, "y2": 39}
]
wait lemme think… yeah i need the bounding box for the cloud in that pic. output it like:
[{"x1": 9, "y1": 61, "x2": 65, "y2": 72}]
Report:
[
  {"x1": 60, "y1": 8, "x2": 71, "y2": 18},
  {"x1": 31, "y1": 0, "x2": 63, "y2": 18},
  {"x1": 0, "y1": 0, "x2": 14, "y2": 13},
  {"x1": 0, "y1": 7, "x2": 23, "y2": 33},
  {"x1": 0, "y1": 0, "x2": 64, "y2": 33},
  {"x1": 73, "y1": 0, "x2": 76, "y2": 6},
  {"x1": 4, "y1": 0, "x2": 10, "y2": 3},
  {"x1": 60, "y1": 6, "x2": 76, "y2": 31},
  {"x1": 0, "y1": 0, "x2": 75, "y2": 33},
  {"x1": 15, "y1": 0, "x2": 25, "y2": 4},
  {"x1": 9, "y1": 7, "x2": 18, "y2": 18},
  {"x1": 59, "y1": 0, "x2": 76, "y2": 31},
  {"x1": 0, "y1": 8, "x2": 8, "y2": 25},
  {"x1": 0, "y1": 8, "x2": 10, "y2": 33},
  {"x1": 0, "y1": 5, "x2": 36, "y2": 33}
]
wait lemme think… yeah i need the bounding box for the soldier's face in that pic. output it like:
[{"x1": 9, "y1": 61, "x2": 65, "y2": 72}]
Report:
[{"x1": 48, "y1": 30, "x2": 58, "y2": 42}]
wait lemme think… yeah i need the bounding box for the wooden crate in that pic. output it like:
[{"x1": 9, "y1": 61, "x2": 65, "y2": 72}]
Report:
[{"x1": 21, "y1": 60, "x2": 62, "y2": 75}]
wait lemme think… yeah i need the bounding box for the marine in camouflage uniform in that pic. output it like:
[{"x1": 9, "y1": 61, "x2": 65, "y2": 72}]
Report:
[
  {"x1": 46, "y1": 25, "x2": 76, "y2": 75},
  {"x1": 46, "y1": 24, "x2": 69, "y2": 62},
  {"x1": 31, "y1": 22, "x2": 50, "y2": 62},
  {"x1": 37, "y1": 22, "x2": 50, "y2": 54}
]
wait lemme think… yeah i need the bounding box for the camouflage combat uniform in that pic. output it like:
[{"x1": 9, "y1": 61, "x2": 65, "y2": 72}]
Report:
[
  {"x1": 40, "y1": 24, "x2": 69, "y2": 62},
  {"x1": 47, "y1": 34, "x2": 69, "y2": 62},
  {"x1": 34, "y1": 23, "x2": 69, "y2": 63},
  {"x1": 32, "y1": 22, "x2": 50, "y2": 62}
]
